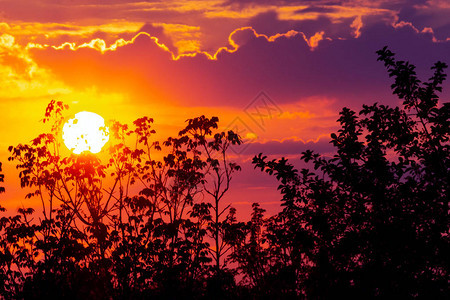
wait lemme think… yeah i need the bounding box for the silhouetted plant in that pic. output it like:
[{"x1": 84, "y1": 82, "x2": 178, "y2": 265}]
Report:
[
  {"x1": 179, "y1": 116, "x2": 242, "y2": 274},
  {"x1": 3, "y1": 101, "x2": 241, "y2": 299},
  {"x1": 251, "y1": 47, "x2": 449, "y2": 298},
  {"x1": 0, "y1": 47, "x2": 448, "y2": 299},
  {"x1": 0, "y1": 162, "x2": 4, "y2": 195}
]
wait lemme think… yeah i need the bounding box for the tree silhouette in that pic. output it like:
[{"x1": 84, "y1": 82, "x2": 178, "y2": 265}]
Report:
[
  {"x1": 179, "y1": 116, "x2": 241, "y2": 273},
  {"x1": 251, "y1": 47, "x2": 449, "y2": 298},
  {"x1": 3, "y1": 101, "x2": 242, "y2": 299}
]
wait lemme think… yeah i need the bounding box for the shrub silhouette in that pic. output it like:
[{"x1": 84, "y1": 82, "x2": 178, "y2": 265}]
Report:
[
  {"x1": 3, "y1": 102, "x2": 241, "y2": 299},
  {"x1": 0, "y1": 47, "x2": 448, "y2": 299},
  {"x1": 251, "y1": 47, "x2": 449, "y2": 298}
]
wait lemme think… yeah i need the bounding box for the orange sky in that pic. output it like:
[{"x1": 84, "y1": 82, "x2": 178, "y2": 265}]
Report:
[{"x1": 0, "y1": 0, "x2": 449, "y2": 218}]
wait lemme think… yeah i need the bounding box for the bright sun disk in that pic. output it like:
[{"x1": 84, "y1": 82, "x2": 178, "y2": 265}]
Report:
[{"x1": 62, "y1": 111, "x2": 109, "y2": 154}]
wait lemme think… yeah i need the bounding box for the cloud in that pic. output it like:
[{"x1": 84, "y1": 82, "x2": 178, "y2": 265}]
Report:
[
  {"x1": 0, "y1": 33, "x2": 69, "y2": 100},
  {"x1": 27, "y1": 19, "x2": 450, "y2": 114},
  {"x1": 296, "y1": 6, "x2": 338, "y2": 14},
  {"x1": 151, "y1": 23, "x2": 202, "y2": 54},
  {"x1": 28, "y1": 25, "x2": 327, "y2": 59},
  {"x1": 395, "y1": 0, "x2": 450, "y2": 40},
  {"x1": 351, "y1": 15, "x2": 363, "y2": 38},
  {"x1": 1, "y1": 0, "x2": 447, "y2": 57}
]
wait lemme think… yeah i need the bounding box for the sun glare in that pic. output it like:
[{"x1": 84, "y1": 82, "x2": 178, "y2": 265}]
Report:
[{"x1": 62, "y1": 111, "x2": 109, "y2": 154}]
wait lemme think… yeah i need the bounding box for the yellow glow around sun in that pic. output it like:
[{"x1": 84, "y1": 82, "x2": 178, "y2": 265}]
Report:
[{"x1": 62, "y1": 111, "x2": 109, "y2": 154}]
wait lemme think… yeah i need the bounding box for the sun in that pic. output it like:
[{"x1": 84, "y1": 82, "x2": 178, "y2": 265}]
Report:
[{"x1": 62, "y1": 111, "x2": 109, "y2": 154}]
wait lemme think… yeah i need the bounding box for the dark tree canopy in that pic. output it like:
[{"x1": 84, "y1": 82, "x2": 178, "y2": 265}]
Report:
[
  {"x1": 0, "y1": 47, "x2": 448, "y2": 299},
  {"x1": 251, "y1": 47, "x2": 449, "y2": 298}
]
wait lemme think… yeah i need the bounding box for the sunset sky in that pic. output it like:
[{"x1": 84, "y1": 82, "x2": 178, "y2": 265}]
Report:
[{"x1": 0, "y1": 0, "x2": 449, "y2": 217}]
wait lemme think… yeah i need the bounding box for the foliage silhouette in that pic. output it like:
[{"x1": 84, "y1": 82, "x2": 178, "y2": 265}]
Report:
[
  {"x1": 251, "y1": 47, "x2": 449, "y2": 298},
  {"x1": 0, "y1": 47, "x2": 448, "y2": 299},
  {"x1": 2, "y1": 102, "x2": 242, "y2": 299}
]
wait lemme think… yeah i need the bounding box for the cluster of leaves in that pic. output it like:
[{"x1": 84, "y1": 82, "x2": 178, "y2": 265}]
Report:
[{"x1": 241, "y1": 47, "x2": 449, "y2": 298}]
